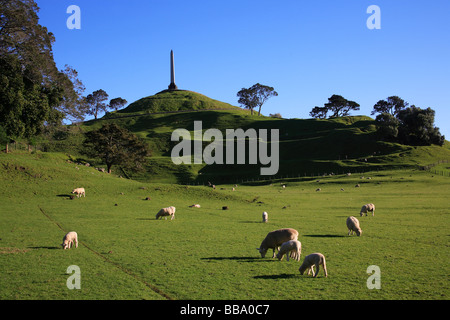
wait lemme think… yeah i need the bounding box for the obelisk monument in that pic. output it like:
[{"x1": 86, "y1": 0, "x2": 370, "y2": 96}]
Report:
[{"x1": 168, "y1": 50, "x2": 178, "y2": 90}]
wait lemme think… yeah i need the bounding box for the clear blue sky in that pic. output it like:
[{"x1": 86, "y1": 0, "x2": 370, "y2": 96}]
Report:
[{"x1": 36, "y1": 0, "x2": 450, "y2": 138}]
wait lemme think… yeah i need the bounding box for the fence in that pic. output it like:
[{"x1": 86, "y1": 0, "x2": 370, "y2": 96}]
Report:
[{"x1": 421, "y1": 160, "x2": 450, "y2": 177}]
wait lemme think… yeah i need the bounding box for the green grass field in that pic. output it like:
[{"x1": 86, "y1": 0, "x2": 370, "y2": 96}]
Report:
[{"x1": 1, "y1": 151, "x2": 448, "y2": 300}]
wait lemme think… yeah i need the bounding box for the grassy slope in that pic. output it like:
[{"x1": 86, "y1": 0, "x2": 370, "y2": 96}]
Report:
[
  {"x1": 79, "y1": 107, "x2": 450, "y2": 184},
  {"x1": 0, "y1": 151, "x2": 449, "y2": 300}
]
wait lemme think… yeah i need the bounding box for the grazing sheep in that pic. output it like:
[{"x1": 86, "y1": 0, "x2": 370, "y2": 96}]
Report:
[
  {"x1": 355, "y1": 184, "x2": 360, "y2": 188},
  {"x1": 62, "y1": 231, "x2": 78, "y2": 250},
  {"x1": 299, "y1": 253, "x2": 327, "y2": 277},
  {"x1": 222, "y1": 206, "x2": 229, "y2": 210},
  {"x1": 360, "y1": 203, "x2": 375, "y2": 217},
  {"x1": 189, "y1": 204, "x2": 201, "y2": 208},
  {"x1": 257, "y1": 228, "x2": 299, "y2": 258},
  {"x1": 155, "y1": 206, "x2": 176, "y2": 220},
  {"x1": 262, "y1": 211, "x2": 268, "y2": 223},
  {"x1": 316, "y1": 188, "x2": 321, "y2": 192},
  {"x1": 276, "y1": 240, "x2": 301, "y2": 261},
  {"x1": 71, "y1": 188, "x2": 85, "y2": 198},
  {"x1": 347, "y1": 216, "x2": 362, "y2": 236}
]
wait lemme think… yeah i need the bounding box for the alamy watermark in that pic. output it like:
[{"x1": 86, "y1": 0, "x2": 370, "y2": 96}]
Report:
[
  {"x1": 66, "y1": 265, "x2": 81, "y2": 290},
  {"x1": 367, "y1": 5, "x2": 381, "y2": 30},
  {"x1": 67, "y1": 5, "x2": 81, "y2": 30},
  {"x1": 367, "y1": 265, "x2": 381, "y2": 289},
  {"x1": 171, "y1": 121, "x2": 279, "y2": 175}
]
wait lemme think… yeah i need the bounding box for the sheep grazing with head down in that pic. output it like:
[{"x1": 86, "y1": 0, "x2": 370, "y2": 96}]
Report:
[
  {"x1": 257, "y1": 228, "x2": 299, "y2": 258},
  {"x1": 189, "y1": 204, "x2": 201, "y2": 208},
  {"x1": 71, "y1": 188, "x2": 85, "y2": 198},
  {"x1": 360, "y1": 203, "x2": 375, "y2": 217},
  {"x1": 156, "y1": 206, "x2": 176, "y2": 220},
  {"x1": 347, "y1": 216, "x2": 362, "y2": 236},
  {"x1": 262, "y1": 211, "x2": 268, "y2": 223},
  {"x1": 62, "y1": 231, "x2": 78, "y2": 250},
  {"x1": 276, "y1": 240, "x2": 302, "y2": 261},
  {"x1": 299, "y1": 253, "x2": 327, "y2": 277}
]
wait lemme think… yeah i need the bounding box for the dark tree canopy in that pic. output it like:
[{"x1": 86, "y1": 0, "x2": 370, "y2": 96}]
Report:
[
  {"x1": 309, "y1": 94, "x2": 360, "y2": 119},
  {"x1": 237, "y1": 83, "x2": 278, "y2": 116},
  {"x1": 0, "y1": 0, "x2": 84, "y2": 144},
  {"x1": 371, "y1": 96, "x2": 408, "y2": 116},
  {"x1": 83, "y1": 123, "x2": 151, "y2": 174}
]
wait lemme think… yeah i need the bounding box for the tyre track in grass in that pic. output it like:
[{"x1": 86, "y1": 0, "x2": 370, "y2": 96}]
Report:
[{"x1": 38, "y1": 206, "x2": 174, "y2": 300}]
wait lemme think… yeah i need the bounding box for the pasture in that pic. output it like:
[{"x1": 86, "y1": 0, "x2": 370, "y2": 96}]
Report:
[{"x1": 0, "y1": 152, "x2": 449, "y2": 300}]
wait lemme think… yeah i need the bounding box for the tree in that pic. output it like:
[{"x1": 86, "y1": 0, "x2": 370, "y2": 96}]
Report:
[
  {"x1": 109, "y1": 97, "x2": 128, "y2": 111},
  {"x1": 83, "y1": 123, "x2": 151, "y2": 174},
  {"x1": 0, "y1": 0, "x2": 82, "y2": 145},
  {"x1": 374, "y1": 112, "x2": 399, "y2": 140},
  {"x1": 324, "y1": 94, "x2": 360, "y2": 118},
  {"x1": 309, "y1": 106, "x2": 328, "y2": 119},
  {"x1": 397, "y1": 106, "x2": 445, "y2": 146},
  {"x1": 85, "y1": 89, "x2": 109, "y2": 120},
  {"x1": 237, "y1": 83, "x2": 278, "y2": 116},
  {"x1": 371, "y1": 96, "x2": 408, "y2": 116}
]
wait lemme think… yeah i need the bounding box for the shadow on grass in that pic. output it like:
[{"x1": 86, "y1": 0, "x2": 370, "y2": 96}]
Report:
[
  {"x1": 253, "y1": 273, "x2": 297, "y2": 280},
  {"x1": 28, "y1": 246, "x2": 60, "y2": 250},
  {"x1": 201, "y1": 256, "x2": 277, "y2": 263},
  {"x1": 304, "y1": 234, "x2": 345, "y2": 238},
  {"x1": 56, "y1": 194, "x2": 74, "y2": 199}
]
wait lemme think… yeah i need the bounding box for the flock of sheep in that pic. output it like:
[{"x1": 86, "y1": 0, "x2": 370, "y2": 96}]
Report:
[{"x1": 66, "y1": 186, "x2": 375, "y2": 279}]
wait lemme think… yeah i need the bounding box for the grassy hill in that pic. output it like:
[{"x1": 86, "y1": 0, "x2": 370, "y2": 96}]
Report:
[
  {"x1": 1, "y1": 150, "x2": 449, "y2": 300},
  {"x1": 35, "y1": 90, "x2": 450, "y2": 184}
]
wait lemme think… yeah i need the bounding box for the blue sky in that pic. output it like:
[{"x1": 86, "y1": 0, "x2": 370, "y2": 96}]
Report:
[{"x1": 36, "y1": 0, "x2": 449, "y2": 138}]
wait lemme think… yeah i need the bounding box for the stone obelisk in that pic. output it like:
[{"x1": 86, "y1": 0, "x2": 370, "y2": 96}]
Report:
[{"x1": 168, "y1": 50, "x2": 178, "y2": 90}]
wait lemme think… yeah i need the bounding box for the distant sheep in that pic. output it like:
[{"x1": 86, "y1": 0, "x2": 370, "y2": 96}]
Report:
[
  {"x1": 62, "y1": 231, "x2": 78, "y2": 250},
  {"x1": 316, "y1": 188, "x2": 321, "y2": 192},
  {"x1": 189, "y1": 204, "x2": 201, "y2": 208},
  {"x1": 360, "y1": 203, "x2": 375, "y2": 217},
  {"x1": 71, "y1": 188, "x2": 85, "y2": 198},
  {"x1": 299, "y1": 253, "x2": 328, "y2": 277},
  {"x1": 355, "y1": 184, "x2": 360, "y2": 188},
  {"x1": 257, "y1": 228, "x2": 299, "y2": 258},
  {"x1": 276, "y1": 240, "x2": 301, "y2": 262},
  {"x1": 156, "y1": 206, "x2": 176, "y2": 220},
  {"x1": 262, "y1": 211, "x2": 268, "y2": 223},
  {"x1": 347, "y1": 216, "x2": 362, "y2": 236}
]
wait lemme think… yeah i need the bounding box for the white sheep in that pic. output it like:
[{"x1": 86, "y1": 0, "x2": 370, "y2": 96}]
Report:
[
  {"x1": 262, "y1": 211, "x2": 268, "y2": 223},
  {"x1": 71, "y1": 187, "x2": 85, "y2": 198},
  {"x1": 299, "y1": 253, "x2": 328, "y2": 277},
  {"x1": 156, "y1": 206, "x2": 176, "y2": 220},
  {"x1": 360, "y1": 203, "x2": 375, "y2": 217},
  {"x1": 189, "y1": 204, "x2": 201, "y2": 208},
  {"x1": 257, "y1": 228, "x2": 299, "y2": 258},
  {"x1": 276, "y1": 240, "x2": 301, "y2": 261},
  {"x1": 62, "y1": 231, "x2": 78, "y2": 250},
  {"x1": 347, "y1": 216, "x2": 362, "y2": 236}
]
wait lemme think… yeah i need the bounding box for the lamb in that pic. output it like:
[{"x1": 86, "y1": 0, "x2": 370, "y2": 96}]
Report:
[
  {"x1": 262, "y1": 211, "x2": 268, "y2": 223},
  {"x1": 62, "y1": 231, "x2": 78, "y2": 250},
  {"x1": 360, "y1": 203, "x2": 375, "y2": 217},
  {"x1": 276, "y1": 240, "x2": 301, "y2": 261},
  {"x1": 189, "y1": 204, "x2": 201, "y2": 208},
  {"x1": 155, "y1": 206, "x2": 176, "y2": 220},
  {"x1": 71, "y1": 187, "x2": 85, "y2": 198},
  {"x1": 347, "y1": 216, "x2": 362, "y2": 236},
  {"x1": 257, "y1": 228, "x2": 299, "y2": 258},
  {"x1": 299, "y1": 253, "x2": 328, "y2": 277}
]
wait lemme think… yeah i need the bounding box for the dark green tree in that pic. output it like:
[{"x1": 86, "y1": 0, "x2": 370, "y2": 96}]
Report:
[
  {"x1": 237, "y1": 83, "x2": 278, "y2": 116},
  {"x1": 324, "y1": 94, "x2": 360, "y2": 118},
  {"x1": 397, "y1": 106, "x2": 445, "y2": 146},
  {"x1": 85, "y1": 89, "x2": 109, "y2": 120},
  {"x1": 109, "y1": 97, "x2": 128, "y2": 111},
  {"x1": 371, "y1": 96, "x2": 408, "y2": 116},
  {"x1": 83, "y1": 123, "x2": 151, "y2": 174},
  {"x1": 309, "y1": 106, "x2": 328, "y2": 119},
  {"x1": 374, "y1": 112, "x2": 400, "y2": 141}
]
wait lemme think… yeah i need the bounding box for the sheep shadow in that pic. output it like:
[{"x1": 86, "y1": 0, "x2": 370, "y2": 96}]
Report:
[
  {"x1": 201, "y1": 256, "x2": 277, "y2": 263},
  {"x1": 304, "y1": 234, "x2": 345, "y2": 238},
  {"x1": 253, "y1": 273, "x2": 297, "y2": 280},
  {"x1": 28, "y1": 246, "x2": 60, "y2": 250},
  {"x1": 56, "y1": 194, "x2": 74, "y2": 200}
]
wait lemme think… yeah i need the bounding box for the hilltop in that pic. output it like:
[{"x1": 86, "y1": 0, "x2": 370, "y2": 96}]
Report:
[{"x1": 108, "y1": 90, "x2": 241, "y2": 117}]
